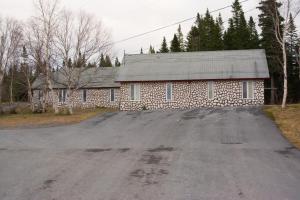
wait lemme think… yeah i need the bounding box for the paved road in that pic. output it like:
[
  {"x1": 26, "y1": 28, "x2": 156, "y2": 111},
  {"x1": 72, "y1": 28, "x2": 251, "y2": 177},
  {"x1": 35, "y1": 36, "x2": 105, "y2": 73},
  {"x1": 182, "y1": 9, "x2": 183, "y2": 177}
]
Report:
[{"x1": 0, "y1": 107, "x2": 300, "y2": 200}]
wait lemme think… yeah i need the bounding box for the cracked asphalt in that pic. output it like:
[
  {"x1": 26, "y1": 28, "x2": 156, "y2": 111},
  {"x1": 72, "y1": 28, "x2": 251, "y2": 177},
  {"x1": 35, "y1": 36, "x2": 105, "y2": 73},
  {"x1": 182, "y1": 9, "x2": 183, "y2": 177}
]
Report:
[{"x1": 0, "y1": 107, "x2": 300, "y2": 200}]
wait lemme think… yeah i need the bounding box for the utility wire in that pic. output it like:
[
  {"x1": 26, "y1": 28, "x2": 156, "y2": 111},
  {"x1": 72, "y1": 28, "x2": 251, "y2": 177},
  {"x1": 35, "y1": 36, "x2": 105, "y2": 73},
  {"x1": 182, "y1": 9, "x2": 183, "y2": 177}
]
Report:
[{"x1": 103, "y1": 0, "x2": 250, "y2": 48}]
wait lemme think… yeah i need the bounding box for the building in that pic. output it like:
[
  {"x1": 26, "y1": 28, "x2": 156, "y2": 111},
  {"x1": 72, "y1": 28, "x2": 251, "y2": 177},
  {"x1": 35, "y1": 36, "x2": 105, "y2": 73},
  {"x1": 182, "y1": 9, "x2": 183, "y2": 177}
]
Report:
[
  {"x1": 32, "y1": 49, "x2": 270, "y2": 111},
  {"x1": 32, "y1": 68, "x2": 120, "y2": 109}
]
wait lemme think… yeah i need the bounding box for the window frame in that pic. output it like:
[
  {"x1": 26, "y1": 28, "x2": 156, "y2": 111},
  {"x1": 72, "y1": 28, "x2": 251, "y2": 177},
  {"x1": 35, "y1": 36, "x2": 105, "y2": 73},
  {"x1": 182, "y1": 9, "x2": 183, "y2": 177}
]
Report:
[
  {"x1": 207, "y1": 81, "x2": 214, "y2": 100},
  {"x1": 242, "y1": 81, "x2": 254, "y2": 99},
  {"x1": 110, "y1": 88, "x2": 115, "y2": 102},
  {"x1": 165, "y1": 82, "x2": 173, "y2": 101},
  {"x1": 82, "y1": 89, "x2": 87, "y2": 103},
  {"x1": 129, "y1": 84, "x2": 140, "y2": 101}
]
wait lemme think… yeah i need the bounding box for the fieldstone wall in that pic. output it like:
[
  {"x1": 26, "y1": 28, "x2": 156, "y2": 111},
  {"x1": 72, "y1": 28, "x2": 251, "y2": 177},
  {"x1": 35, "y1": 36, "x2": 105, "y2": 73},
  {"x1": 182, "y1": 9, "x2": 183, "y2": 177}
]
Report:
[
  {"x1": 33, "y1": 88, "x2": 120, "y2": 109},
  {"x1": 119, "y1": 80, "x2": 264, "y2": 111}
]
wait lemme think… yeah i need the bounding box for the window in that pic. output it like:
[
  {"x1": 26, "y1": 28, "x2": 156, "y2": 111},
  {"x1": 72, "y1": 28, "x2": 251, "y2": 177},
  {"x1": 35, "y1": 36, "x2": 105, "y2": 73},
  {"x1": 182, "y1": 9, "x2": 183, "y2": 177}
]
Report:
[
  {"x1": 208, "y1": 81, "x2": 214, "y2": 100},
  {"x1": 38, "y1": 90, "x2": 43, "y2": 101},
  {"x1": 82, "y1": 89, "x2": 87, "y2": 102},
  {"x1": 59, "y1": 89, "x2": 66, "y2": 103},
  {"x1": 110, "y1": 88, "x2": 115, "y2": 102},
  {"x1": 166, "y1": 83, "x2": 173, "y2": 101},
  {"x1": 242, "y1": 81, "x2": 254, "y2": 99},
  {"x1": 130, "y1": 84, "x2": 140, "y2": 101}
]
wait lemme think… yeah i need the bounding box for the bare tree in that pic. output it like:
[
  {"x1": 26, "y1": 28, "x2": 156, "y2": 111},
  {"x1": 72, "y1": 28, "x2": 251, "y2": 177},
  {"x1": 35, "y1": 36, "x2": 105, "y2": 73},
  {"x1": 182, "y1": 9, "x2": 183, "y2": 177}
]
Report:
[
  {"x1": 0, "y1": 17, "x2": 23, "y2": 103},
  {"x1": 32, "y1": 0, "x2": 60, "y2": 113},
  {"x1": 55, "y1": 11, "x2": 111, "y2": 114},
  {"x1": 272, "y1": 0, "x2": 300, "y2": 108}
]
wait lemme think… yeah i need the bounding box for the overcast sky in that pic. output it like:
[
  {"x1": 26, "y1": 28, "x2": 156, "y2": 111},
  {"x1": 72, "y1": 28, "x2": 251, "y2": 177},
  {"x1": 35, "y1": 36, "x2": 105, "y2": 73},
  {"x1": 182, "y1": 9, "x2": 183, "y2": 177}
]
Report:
[{"x1": 0, "y1": 0, "x2": 299, "y2": 60}]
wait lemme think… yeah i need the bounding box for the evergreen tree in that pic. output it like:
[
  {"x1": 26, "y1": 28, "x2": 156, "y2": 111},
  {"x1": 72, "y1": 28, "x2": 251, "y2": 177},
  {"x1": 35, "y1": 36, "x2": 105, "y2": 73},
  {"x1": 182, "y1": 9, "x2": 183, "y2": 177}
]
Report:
[
  {"x1": 99, "y1": 53, "x2": 106, "y2": 67},
  {"x1": 286, "y1": 14, "x2": 300, "y2": 102},
  {"x1": 159, "y1": 37, "x2": 169, "y2": 53},
  {"x1": 247, "y1": 17, "x2": 260, "y2": 49},
  {"x1": 258, "y1": 0, "x2": 283, "y2": 104},
  {"x1": 224, "y1": 19, "x2": 235, "y2": 50},
  {"x1": 105, "y1": 55, "x2": 113, "y2": 67},
  {"x1": 170, "y1": 34, "x2": 181, "y2": 52},
  {"x1": 186, "y1": 25, "x2": 200, "y2": 51},
  {"x1": 115, "y1": 57, "x2": 121, "y2": 67},
  {"x1": 177, "y1": 25, "x2": 185, "y2": 51},
  {"x1": 140, "y1": 48, "x2": 143, "y2": 54},
  {"x1": 149, "y1": 45, "x2": 155, "y2": 54},
  {"x1": 224, "y1": 0, "x2": 250, "y2": 49}
]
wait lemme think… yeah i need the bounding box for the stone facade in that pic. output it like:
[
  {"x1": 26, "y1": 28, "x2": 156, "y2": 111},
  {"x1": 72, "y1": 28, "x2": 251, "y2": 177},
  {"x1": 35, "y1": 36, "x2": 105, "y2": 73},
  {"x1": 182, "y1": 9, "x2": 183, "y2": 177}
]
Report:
[
  {"x1": 33, "y1": 88, "x2": 120, "y2": 109},
  {"x1": 119, "y1": 80, "x2": 264, "y2": 111}
]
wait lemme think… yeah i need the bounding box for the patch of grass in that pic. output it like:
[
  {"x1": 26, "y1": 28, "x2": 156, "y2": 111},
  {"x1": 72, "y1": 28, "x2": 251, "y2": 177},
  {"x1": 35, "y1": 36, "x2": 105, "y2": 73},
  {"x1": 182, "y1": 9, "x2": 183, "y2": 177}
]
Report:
[
  {"x1": 0, "y1": 107, "x2": 117, "y2": 128},
  {"x1": 264, "y1": 104, "x2": 300, "y2": 149}
]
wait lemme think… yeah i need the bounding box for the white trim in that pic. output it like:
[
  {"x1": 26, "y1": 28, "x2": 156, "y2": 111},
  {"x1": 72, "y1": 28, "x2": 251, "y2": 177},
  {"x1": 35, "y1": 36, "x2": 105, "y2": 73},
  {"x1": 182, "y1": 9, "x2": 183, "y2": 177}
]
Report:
[
  {"x1": 165, "y1": 82, "x2": 173, "y2": 101},
  {"x1": 207, "y1": 81, "x2": 214, "y2": 100}
]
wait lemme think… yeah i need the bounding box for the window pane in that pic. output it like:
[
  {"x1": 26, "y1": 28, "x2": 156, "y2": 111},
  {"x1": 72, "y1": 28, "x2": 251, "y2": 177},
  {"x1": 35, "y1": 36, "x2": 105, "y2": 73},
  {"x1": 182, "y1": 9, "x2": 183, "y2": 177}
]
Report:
[
  {"x1": 242, "y1": 82, "x2": 247, "y2": 99},
  {"x1": 82, "y1": 89, "x2": 87, "y2": 102},
  {"x1": 63, "y1": 90, "x2": 66, "y2": 102},
  {"x1": 208, "y1": 82, "x2": 213, "y2": 99},
  {"x1": 59, "y1": 90, "x2": 62, "y2": 102},
  {"x1": 248, "y1": 81, "x2": 254, "y2": 99},
  {"x1": 110, "y1": 89, "x2": 115, "y2": 102},
  {"x1": 166, "y1": 83, "x2": 172, "y2": 100},
  {"x1": 130, "y1": 84, "x2": 135, "y2": 100},
  {"x1": 135, "y1": 84, "x2": 140, "y2": 101}
]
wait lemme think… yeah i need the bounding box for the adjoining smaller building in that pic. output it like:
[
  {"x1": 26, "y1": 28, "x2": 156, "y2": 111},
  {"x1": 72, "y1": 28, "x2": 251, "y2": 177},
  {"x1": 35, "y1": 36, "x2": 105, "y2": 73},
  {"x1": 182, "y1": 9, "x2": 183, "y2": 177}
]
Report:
[
  {"x1": 32, "y1": 68, "x2": 120, "y2": 109},
  {"x1": 32, "y1": 49, "x2": 270, "y2": 111}
]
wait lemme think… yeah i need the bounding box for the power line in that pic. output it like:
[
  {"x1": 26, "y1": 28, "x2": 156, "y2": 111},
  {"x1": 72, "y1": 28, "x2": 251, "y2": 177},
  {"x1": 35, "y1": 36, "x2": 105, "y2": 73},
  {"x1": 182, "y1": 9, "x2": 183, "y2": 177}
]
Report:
[{"x1": 104, "y1": 0, "x2": 250, "y2": 48}]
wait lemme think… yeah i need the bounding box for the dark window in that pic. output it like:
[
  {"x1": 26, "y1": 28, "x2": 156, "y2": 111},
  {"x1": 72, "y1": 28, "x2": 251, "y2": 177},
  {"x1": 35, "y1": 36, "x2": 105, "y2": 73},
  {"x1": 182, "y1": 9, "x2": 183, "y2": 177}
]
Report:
[
  {"x1": 38, "y1": 90, "x2": 43, "y2": 100},
  {"x1": 242, "y1": 82, "x2": 248, "y2": 99},
  {"x1": 166, "y1": 83, "x2": 172, "y2": 101},
  {"x1": 82, "y1": 89, "x2": 87, "y2": 102},
  {"x1": 110, "y1": 89, "x2": 115, "y2": 102}
]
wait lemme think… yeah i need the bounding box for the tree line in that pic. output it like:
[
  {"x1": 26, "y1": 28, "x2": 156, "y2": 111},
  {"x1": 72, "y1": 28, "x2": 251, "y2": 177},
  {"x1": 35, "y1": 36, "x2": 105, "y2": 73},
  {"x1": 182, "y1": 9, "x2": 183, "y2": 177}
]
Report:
[{"x1": 143, "y1": 0, "x2": 300, "y2": 107}]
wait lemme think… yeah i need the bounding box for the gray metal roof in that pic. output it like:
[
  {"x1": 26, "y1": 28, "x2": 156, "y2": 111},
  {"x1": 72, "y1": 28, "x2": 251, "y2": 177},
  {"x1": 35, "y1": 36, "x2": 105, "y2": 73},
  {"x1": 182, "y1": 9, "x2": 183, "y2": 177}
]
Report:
[
  {"x1": 32, "y1": 67, "x2": 120, "y2": 89},
  {"x1": 116, "y1": 49, "x2": 270, "y2": 82}
]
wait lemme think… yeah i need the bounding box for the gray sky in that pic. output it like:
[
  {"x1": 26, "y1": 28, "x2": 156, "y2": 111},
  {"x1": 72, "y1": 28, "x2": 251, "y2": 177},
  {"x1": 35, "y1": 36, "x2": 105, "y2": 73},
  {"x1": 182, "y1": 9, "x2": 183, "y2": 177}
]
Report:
[{"x1": 0, "y1": 0, "x2": 299, "y2": 60}]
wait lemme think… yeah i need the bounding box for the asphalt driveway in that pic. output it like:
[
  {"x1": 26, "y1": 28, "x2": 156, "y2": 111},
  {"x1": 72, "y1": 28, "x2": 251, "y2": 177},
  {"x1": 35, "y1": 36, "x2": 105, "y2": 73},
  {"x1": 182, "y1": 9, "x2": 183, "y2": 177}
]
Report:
[{"x1": 0, "y1": 107, "x2": 300, "y2": 200}]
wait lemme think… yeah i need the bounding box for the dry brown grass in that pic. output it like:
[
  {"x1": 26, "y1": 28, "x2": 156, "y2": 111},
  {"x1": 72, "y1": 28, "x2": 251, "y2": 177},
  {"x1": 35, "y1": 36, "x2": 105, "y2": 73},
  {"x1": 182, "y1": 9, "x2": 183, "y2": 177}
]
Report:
[
  {"x1": 264, "y1": 104, "x2": 300, "y2": 149},
  {"x1": 0, "y1": 107, "x2": 117, "y2": 128}
]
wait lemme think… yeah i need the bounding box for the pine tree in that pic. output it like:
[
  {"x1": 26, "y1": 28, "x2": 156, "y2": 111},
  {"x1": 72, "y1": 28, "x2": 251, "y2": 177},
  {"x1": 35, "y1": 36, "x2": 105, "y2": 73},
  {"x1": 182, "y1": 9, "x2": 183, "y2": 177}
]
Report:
[
  {"x1": 149, "y1": 45, "x2": 155, "y2": 54},
  {"x1": 247, "y1": 17, "x2": 260, "y2": 49},
  {"x1": 224, "y1": 0, "x2": 250, "y2": 49},
  {"x1": 286, "y1": 14, "x2": 300, "y2": 102},
  {"x1": 177, "y1": 25, "x2": 185, "y2": 51},
  {"x1": 258, "y1": 0, "x2": 283, "y2": 104},
  {"x1": 115, "y1": 57, "x2": 121, "y2": 67},
  {"x1": 159, "y1": 37, "x2": 169, "y2": 53},
  {"x1": 224, "y1": 19, "x2": 235, "y2": 50},
  {"x1": 99, "y1": 53, "x2": 106, "y2": 67},
  {"x1": 140, "y1": 48, "x2": 143, "y2": 54},
  {"x1": 186, "y1": 26, "x2": 200, "y2": 51},
  {"x1": 170, "y1": 34, "x2": 181, "y2": 52},
  {"x1": 105, "y1": 55, "x2": 112, "y2": 67}
]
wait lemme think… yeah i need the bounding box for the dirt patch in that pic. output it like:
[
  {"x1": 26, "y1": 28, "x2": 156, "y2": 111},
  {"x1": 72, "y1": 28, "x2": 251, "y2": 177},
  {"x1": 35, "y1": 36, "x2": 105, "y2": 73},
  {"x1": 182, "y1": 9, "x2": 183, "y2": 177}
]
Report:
[
  {"x1": 274, "y1": 147, "x2": 296, "y2": 157},
  {"x1": 85, "y1": 148, "x2": 112, "y2": 153},
  {"x1": 42, "y1": 179, "x2": 56, "y2": 190},
  {"x1": 147, "y1": 145, "x2": 175, "y2": 153},
  {"x1": 118, "y1": 148, "x2": 130, "y2": 153},
  {"x1": 141, "y1": 154, "x2": 163, "y2": 165},
  {"x1": 130, "y1": 168, "x2": 169, "y2": 185}
]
